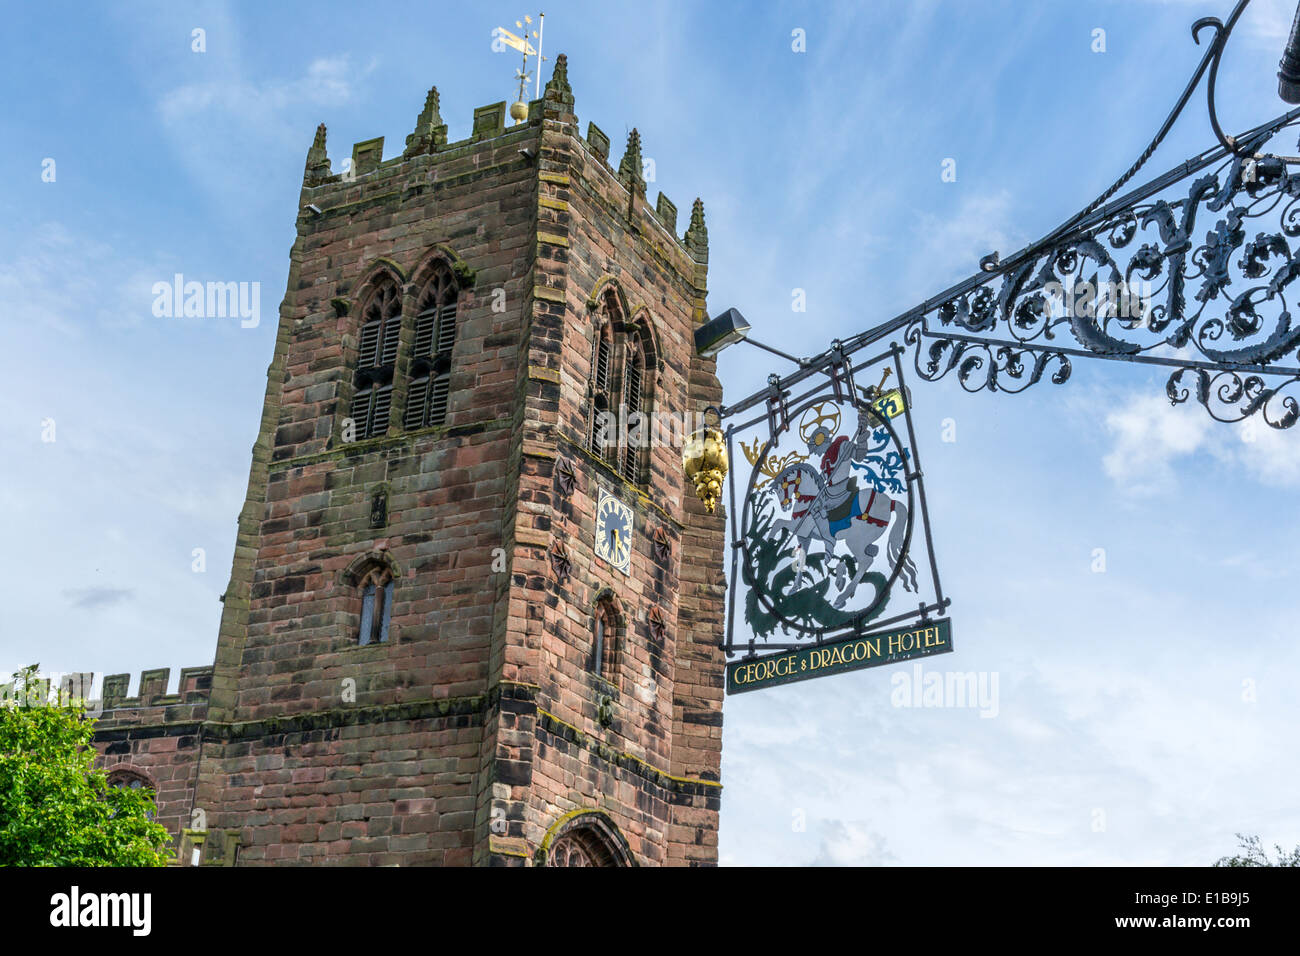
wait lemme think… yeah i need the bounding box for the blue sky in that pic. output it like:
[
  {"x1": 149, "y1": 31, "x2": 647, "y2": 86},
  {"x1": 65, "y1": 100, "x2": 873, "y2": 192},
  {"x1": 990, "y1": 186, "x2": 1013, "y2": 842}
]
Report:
[{"x1": 3, "y1": 0, "x2": 1299, "y2": 865}]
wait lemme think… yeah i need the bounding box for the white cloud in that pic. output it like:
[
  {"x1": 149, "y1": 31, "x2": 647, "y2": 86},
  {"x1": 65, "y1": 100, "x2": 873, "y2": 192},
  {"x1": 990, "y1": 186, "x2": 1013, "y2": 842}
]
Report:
[
  {"x1": 0, "y1": 221, "x2": 251, "y2": 685},
  {"x1": 809, "y1": 820, "x2": 897, "y2": 866},
  {"x1": 1097, "y1": 387, "x2": 1300, "y2": 493},
  {"x1": 900, "y1": 191, "x2": 1025, "y2": 304},
  {"x1": 0, "y1": 223, "x2": 158, "y2": 335},
  {"x1": 1236, "y1": 418, "x2": 1300, "y2": 485},
  {"x1": 157, "y1": 54, "x2": 367, "y2": 129},
  {"x1": 152, "y1": 52, "x2": 377, "y2": 222},
  {"x1": 1101, "y1": 392, "x2": 1216, "y2": 494}
]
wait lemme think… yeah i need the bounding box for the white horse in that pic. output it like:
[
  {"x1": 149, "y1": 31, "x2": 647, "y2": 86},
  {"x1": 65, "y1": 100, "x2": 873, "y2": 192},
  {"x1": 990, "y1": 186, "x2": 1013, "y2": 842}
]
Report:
[{"x1": 770, "y1": 462, "x2": 918, "y2": 606}]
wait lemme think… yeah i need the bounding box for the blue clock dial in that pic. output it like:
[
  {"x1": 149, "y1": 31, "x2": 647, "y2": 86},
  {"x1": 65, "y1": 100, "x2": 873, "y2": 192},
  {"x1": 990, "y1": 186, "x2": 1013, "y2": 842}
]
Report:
[{"x1": 595, "y1": 490, "x2": 633, "y2": 574}]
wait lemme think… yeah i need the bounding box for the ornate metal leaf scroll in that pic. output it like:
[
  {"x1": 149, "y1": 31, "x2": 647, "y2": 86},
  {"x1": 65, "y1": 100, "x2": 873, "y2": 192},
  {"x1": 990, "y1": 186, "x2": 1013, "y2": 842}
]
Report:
[{"x1": 907, "y1": 128, "x2": 1300, "y2": 429}]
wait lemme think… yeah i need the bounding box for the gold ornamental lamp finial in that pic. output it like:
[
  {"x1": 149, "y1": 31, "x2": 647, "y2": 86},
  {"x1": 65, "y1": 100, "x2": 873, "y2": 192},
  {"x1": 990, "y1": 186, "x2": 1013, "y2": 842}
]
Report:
[{"x1": 683, "y1": 407, "x2": 728, "y2": 514}]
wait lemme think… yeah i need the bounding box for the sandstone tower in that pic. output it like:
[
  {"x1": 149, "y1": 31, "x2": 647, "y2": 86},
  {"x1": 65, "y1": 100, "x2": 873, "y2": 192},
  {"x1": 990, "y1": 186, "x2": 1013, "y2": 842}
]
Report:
[{"x1": 92, "y1": 56, "x2": 727, "y2": 866}]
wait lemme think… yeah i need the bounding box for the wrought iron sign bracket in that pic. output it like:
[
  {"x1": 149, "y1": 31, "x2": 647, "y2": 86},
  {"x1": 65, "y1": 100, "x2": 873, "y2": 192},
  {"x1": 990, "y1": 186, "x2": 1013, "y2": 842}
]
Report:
[
  {"x1": 714, "y1": 0, "x2": 1300, "y2": 688},
  {"x1": 721, "y1": 0, "x2": 1300, "y2": 434},
  {"x1": 764, "y1": 374, "x2": 791, "y2": 444},
  {"x1": 826, "y1": 339, "x2": 857, "y2": 404}
]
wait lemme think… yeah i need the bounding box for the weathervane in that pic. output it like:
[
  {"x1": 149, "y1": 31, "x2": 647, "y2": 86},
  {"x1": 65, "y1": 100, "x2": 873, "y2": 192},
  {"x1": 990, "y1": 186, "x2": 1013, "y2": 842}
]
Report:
[{"x1": 496, "y1": 13, "x2": 546, "y2": 124}]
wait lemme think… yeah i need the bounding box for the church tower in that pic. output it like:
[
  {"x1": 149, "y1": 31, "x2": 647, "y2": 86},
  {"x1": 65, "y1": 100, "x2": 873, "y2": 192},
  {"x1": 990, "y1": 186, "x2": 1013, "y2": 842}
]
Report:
[{"x1": 92, "y1": 57, "x2": 726, "y2": 866}]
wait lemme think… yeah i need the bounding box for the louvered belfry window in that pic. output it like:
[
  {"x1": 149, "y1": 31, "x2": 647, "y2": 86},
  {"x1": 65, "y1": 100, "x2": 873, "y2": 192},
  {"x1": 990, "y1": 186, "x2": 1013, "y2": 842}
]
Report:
[
  {"x1": 351, "y1": 280, "x2": 402, "y2": 440},
  {"x1": 585, "y1": 291, "x2": 655, "y2": 488},
  {"x1": 405, "y1": 265, "x2": 459, "y2": 430},
  {"x1": 621, "y1": 338, "x2": 645, "y2": 483},
  {"x1": 588, "y1": 324, "x2": 614, "y2": 458}
]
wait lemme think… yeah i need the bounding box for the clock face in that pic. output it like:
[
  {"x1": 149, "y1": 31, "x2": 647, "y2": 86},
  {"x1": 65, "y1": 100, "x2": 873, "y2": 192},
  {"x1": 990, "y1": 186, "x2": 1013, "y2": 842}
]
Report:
[{"x1": 594, "y1": 489, "x2": 633, "y2": 575}]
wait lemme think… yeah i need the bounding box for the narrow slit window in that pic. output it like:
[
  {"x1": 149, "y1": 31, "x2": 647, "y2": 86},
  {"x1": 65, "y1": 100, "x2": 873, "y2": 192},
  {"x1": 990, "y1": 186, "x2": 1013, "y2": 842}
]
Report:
[
  {"x1": 404, "y1": 375, "x2": 430, "y2": 430},
  {"x1": 358, "y1": 583, "x2": 376, "y2": 646},
  {"x1": 357, "y1": 283, "x2": 400, "y2": 373},
  {"x1": 378, "y1": 580, "x2": 394, "y2": 643},
  {"x1": 428, "y1": 375, "x2": 451, "y2": 426},
  {"x1": 351, "y1": 383, "x2": 392, "y2": 439},
  {"x1": 589, "y1": 326, "x2": 615, "y2": 458},
  {"x1": 591, "y1": 600, "x2": 619, "y2": 682},
  {"x1": 356, "y1": 570, "x2": 395, "y2": 645}
]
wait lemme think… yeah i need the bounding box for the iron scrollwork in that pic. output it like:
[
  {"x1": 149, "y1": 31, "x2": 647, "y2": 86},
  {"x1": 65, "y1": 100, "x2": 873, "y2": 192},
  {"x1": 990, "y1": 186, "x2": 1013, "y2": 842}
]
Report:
[
  {"x1": 907, "y1": 138, "x2": 1300, "y2": 428},
  {"x1": 900, "y1": 0, "x2": 1300, "y2": 429}
]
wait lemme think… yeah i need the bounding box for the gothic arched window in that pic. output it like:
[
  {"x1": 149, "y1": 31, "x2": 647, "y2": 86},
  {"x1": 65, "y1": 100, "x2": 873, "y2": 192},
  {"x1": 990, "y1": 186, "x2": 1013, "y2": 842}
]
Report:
[
  {"x1": 588, "y1": 316, "x2": 616, "y2": 460},
  {"x1": 357, "y1": 566, "x2": 395, "y2": 646},
  {"x1": 107, "y1": 770, "x2": 151, "y2": 791},
  {"x1": 406, "y1": 264, "x2": 459, "y2": 430},
  {"x1": 620, "y1": 332, "x2": 648, "y2": 483},
  {"x1": 107, "y1": 770, "x2": 156, "y2": 820},
  {"x1": 592, "y1": 597, "x2": 620, "y2": 682},
  {"x1": 549, "y1": 832, "x2": 597, "y2": 866},
  {"x1": 585, "y1": 291, "x2": 658, "y2": 490},
  {"x1": 350, "y1": 279, "x2": 402, "y2": 439},
  {"x1": 544, "y1": 816, "x2": 631, "y2": 867}
]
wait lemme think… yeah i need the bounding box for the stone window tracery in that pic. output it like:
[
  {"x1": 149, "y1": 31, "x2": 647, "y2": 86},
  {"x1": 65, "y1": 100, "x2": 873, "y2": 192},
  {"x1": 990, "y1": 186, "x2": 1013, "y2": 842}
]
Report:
[
  {"x1": 585, "y1": 290, "x2": 658, "y2": 489},
  {"x1": 350, "y1": 279, "x2": 402, "y2": 439},
  {"x1": 405, "y1": 263, "x2": 459, "y2": 429},
  {"x1": 357, "y1": 565, "x2": 394, "y2": 646}
]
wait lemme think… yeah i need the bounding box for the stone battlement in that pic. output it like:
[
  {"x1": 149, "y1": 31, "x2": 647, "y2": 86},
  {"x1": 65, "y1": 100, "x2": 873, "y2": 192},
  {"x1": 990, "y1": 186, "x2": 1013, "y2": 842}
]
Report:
[
  {"x1": 299, "y1": 53, "x2": 706, "y2": 264},
  {"x1": 101, "y1": 666, "x2": 213, "y2": 710}
]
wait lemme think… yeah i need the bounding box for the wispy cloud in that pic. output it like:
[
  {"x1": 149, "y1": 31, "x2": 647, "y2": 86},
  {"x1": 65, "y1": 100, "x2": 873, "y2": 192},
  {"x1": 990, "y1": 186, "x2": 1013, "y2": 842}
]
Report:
[
  {"x1": 910, "y1": 190, "x2": 1024, "y2": 293},
  {"x1": 809, "y1": 820, "x2": 897, "y2": 866},
  {"x1": 157, "y1": 54, "x2": 370, "y2": 130},
  {"x1": 63, "y1": 587, "x2": 135, "y2": 610},
  {"x1": 149, "y1": 39, "x2": 377, "y2": 221},
  {"x1": 1138, "y1": 0, "x2": 1295, "y2": 41},
  {"x1": 1102, "y1": 392, "x2": 1216, "y2": 495},
  {"x1": 0, "y1": 223, "x2": 160, "y2": 335},
  {"x1": 1098, "y1": 388, "x2": 1300, "y2": 494}
]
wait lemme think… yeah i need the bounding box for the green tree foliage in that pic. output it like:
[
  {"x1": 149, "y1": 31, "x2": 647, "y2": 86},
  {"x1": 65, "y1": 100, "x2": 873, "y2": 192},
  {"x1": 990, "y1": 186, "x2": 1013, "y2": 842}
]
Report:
[
  {"x1": 0, "y1": 665, "x2": 173, "y2": 866},
  {"x1": 1214, "y1": 833, "x2": 1300, "y2": 867}
]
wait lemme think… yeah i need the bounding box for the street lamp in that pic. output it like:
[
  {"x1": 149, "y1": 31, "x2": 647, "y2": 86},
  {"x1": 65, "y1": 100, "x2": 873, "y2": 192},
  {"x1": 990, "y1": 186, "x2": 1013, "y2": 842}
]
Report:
[
  {"x1": 694, "y1": 307, "x2": 750, "y2": 357},
  {"x1": 694, "y1": 307, "x2": 809, "y2": 367}
]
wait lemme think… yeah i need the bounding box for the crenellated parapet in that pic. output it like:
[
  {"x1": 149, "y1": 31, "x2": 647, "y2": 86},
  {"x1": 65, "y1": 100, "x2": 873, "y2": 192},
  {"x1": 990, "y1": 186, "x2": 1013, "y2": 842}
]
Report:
[
  {"x1": 101, "y1": 665, "x2": 213, "y2": 710},
  {"x1": 296, "y1": 54, "x2": 708, "y2": 269}
]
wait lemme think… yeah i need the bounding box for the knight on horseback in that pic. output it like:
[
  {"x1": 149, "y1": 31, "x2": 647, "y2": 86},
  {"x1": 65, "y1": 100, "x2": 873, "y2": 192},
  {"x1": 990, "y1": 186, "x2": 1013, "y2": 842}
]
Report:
[
  {"x1": 761, "y1": 399, "x2": 918, "y2": 607},
  {"x1": 792, "y1": 403, "x2": 879, "y2": 548}
]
